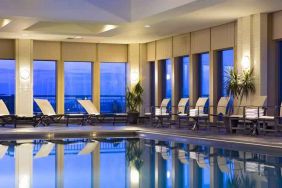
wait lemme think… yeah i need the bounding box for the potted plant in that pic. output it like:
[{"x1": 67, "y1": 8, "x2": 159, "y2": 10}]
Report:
[
  {"x1": 225, "y1": 68, "x2": 255, "y2": 102},
  {"x1": 126, "y1": 81, "x2": 144, "y2": 124}
]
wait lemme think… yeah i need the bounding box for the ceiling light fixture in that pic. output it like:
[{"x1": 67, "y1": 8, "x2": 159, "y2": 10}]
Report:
[
  {"x1": 1, "y1": 19, "x2": 11, "y2": 28},
  {"x1": 144, "y1": 25, "x2": 151, "y2": 28},
  {"x1": 102, "y1": 24, "x2": 118, "y2": 32}
]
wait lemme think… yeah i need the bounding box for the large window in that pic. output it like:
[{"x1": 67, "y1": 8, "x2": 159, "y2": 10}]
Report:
[
  {"x1": 199, "y1": 53, "x2": 210, "y2": 97},
  {"x1": 100, "y1": 63, "x2": 127, "y2": 113},
  {"x1": 0, "y1": 60, "x2": 15, "y2": 113},
  {"x1": 219, "y1": 49, "x2": 234, "y2": 97},
  {"x1": 33, "y1": 60, "x2": 56, "y2": 113},
  {"x1": 163, "y1": 59, "x2": 172, "y2": 99},
  {"x1": 181, "y1": 56, "x2": 189, "y2": 98},
  {"x1": 64, "y1": 62, "x2": 92, "y2": 113}
]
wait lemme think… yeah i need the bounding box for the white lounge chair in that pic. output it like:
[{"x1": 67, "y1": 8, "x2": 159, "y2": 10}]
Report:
[
  {"x1": 187, "y1": 97, "x2": 209, "y2": 131},
  {"x1": 178, "y1": 149, "x2": 189, "y2": 164},
  {"x1": 145, "y1": 98, "x2": 171, "y2": 127},
  {"x1": 34, "y1": 99, "x2": 87, "y2": 126},
  {"x1": 230, "y1": 96, "x2": 267, "y2": 135},
  {"x1": 176, "y1": 98, "x2": 190, "y2": 128},
  {"x1": 0, "y1": 99, "x2": 17, "y2": 127},
  {"x1": 209, "y1": 97, "x2": 231, "y2": 131},
  {"x1": 258, "y1": 102, "x2": 282, "y2": 134},
  {"x1": 77, "y1": 99, "x2": 102, "y2": 125}
]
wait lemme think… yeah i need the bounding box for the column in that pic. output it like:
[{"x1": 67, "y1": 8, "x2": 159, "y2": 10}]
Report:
[
  {"x1": 56, "y1": 144, "x2": 64, "y2": 188},
  {"x1": 15, "y1": 142, "x2": 33, "y2": 188},
  {"x1": 155, "y1": 144, "x2": 166, "y2": 188},
  {"x1": 171, "y1": 143, "x2": 184, "y2": 188},
  {"x1": 209, "y1": 147, "x2": 221, "y2": 188},
  {"x1": 189, "y1": 145, "x2": 201, "y2": 188},
  {"x1": 155, "y1": 60, "x2": 163, "y2": 106},
  {"x1": 171, "y1": 57, "x2": 180, "y2": 119},
  {"x1": 91, "y1": 142, "x2": 100, "y2": 188},
  {"x1": 190, "y1": 54, "x2": 199, "y2": 106},
  {"x1": 237, "y1": 13, "x2": 268, "y2": 102},
  {"x1": 15, "y1": 39, "x2": 33, "y2": 116},
  {"x1": 140, "y1": 140, "x2": 154, "y2": 188}
]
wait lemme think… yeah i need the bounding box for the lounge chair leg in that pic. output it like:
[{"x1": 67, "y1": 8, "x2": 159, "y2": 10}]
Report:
[{"x1": 192, "y1": 122, "x2": 199, "y2": 131}]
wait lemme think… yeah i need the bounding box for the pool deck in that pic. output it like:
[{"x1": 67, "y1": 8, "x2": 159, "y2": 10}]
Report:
[{"x1": 0, "y1": 123, "x2": 282, "y2": 155}]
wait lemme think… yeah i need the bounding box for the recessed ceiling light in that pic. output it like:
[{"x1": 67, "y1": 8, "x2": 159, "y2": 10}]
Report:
[{"x1": 144, "y1": 25, "x2": 151, "y2": 28}]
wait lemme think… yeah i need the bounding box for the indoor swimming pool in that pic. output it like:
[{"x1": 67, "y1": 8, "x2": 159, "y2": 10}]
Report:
[{"x1": 1, "y1": 136, "x2": 281, "y2": 188}]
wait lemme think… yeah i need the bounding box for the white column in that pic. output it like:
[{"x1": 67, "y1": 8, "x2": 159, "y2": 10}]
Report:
[
  {"x1": 15, "y1": 142, "x2": 33, "y2": 188},
  {"x1": 91, "y1": 142, "x2": 100, "y2": 188},
  {"x1": 15, "y1": 39, "x2": 33, "y2": 116},
  {"x1": 237, "y1": 14, "x2": 268, "y2": 100},
  {"x1": 56, "y1": 144, "x2": 64, "y2": 188}
]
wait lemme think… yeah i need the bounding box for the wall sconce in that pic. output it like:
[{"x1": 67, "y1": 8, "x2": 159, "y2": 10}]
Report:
[
  {"x1": 131, "y1": 71, "x2": 139, "y2": 83},
  {"x1": 166, "y1": 74, "x2": 171, "y2": 80},
  {"x1": 20, "y1": 69, "x2": 30, "y2": 80},
  {"x1": 241, "y1": 56, "x2": 250, "y2": 71}
]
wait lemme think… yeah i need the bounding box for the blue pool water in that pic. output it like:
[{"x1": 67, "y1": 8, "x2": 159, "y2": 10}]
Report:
[{"x1": 0, "y1": 138, "x2": 282, "y2": 188}]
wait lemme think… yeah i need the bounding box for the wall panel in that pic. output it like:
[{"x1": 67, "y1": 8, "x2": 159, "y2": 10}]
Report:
[
  {"x1": 156, "y1": 37, "x2": 172, "y2": 60},
  {"x1": 273, "y1": 11, "x2": 282, "y2": 40},
  {"x1": 191, "y1": 29, "x2": 210, "y2": 54},
  {"x1": 33, "y1": 40, "x2": 61, "y2": 60},
  {"x1": 62, "y1": 42, "x2": 96, "y2": 61},
  {"x1": 0, "y1": 39, "x2": 15, "y2": 59},
  {"x1": 98, "y1": 43, "x2": 128, "y2": 62},
  {"x1": 211, "y1": 22, "x2": 235, "y2": 50},
  {"x1": 147, "y1": 41, "x2": 156, "y2": 61},
  {"x1": 173, "y1": 34, "x2": 190, "y2": 57}
]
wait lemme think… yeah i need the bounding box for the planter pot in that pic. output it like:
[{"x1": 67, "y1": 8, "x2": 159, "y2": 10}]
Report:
[{"x1": 127, "y1": 112, "x2": 140, "y2": 124}]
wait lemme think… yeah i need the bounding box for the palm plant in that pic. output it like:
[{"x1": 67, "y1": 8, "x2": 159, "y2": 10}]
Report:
[
  {"x1": 126, "y1": 139, "x2": 144, "y2": 171},
  {"x1": 225, "y1": 68, "x2": 255, "y2": 101},
  {"x1": 126, "y1": 81, "x2": 144, "y2": 112},
  {"x1": 240, "y1": 69, "x2": 255, "y2": 100},
  {"x1": 225, "y1": 69, "x2": 241, "y2": 99}
]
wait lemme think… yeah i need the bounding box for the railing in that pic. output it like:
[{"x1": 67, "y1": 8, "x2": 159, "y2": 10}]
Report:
[
  {"x1": 7, "y1": 140, "x2": 126, "y2": 156},
  {"x1": 0, "y1": 94, "x2": 126, "y2": 114}
]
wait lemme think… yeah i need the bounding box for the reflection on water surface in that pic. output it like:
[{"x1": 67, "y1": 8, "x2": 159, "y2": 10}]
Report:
[{"x1": 0, "y1": 138, "x2": 281, "y2": 188}]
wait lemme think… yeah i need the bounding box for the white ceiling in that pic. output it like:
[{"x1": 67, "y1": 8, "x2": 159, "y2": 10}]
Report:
[{"x1": 0, "y1": 0, "x2": 281, "y2": 43}]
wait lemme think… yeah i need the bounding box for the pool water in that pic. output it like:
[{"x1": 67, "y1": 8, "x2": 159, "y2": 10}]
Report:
[{"x1": 0, "y1": 138, "x2": 282, "y2": 188}]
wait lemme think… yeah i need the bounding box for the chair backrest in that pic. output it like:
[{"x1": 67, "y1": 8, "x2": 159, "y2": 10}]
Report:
[
  {"x1": 236, "y1": 96, "x2": 267, "y2": 115},
  {"x1": 217, "y1": 97, "x2": 230, "y2": 115},
  {"x1": 252, "y1": 96, "x2": 267, "y2": 107},
  {"x1": 34, "y1": 99, "x2": 56, "y2": 115},
  {"x1": 0, "y1": 100, "x2": 10, "y2": 115},
  {"x1": 160, "y1": 98, "x2": 170, "y2": 108},
  {"x1": 77, "y1": 100, "x2": 99, "y2": 115},
  {"x1": 195, "y1": 97, "x2": 208, "y2": 112},
  {"x1": 178, "y1": 98, "x2": 189, "y2": 114}
]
